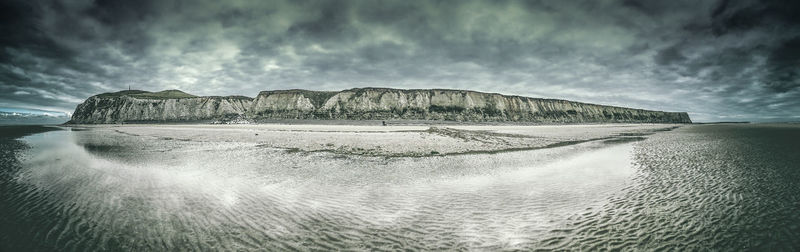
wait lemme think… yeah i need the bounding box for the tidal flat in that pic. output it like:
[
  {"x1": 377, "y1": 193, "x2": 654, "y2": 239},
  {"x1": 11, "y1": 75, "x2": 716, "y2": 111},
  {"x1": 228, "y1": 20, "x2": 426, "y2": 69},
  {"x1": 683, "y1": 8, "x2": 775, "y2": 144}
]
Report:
[
  {"x1": 1, "y1": 123, "x2": 799, "y2": 250},
  {"x1": 69, "y1": 123, "x2": 681, "y2": 156}
]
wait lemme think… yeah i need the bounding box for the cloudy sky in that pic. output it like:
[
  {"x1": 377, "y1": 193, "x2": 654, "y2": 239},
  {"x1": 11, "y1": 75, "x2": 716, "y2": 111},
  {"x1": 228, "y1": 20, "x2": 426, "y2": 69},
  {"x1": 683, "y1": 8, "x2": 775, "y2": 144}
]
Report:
[{"x1": 1, "y1": 0, "x2": 799, "y2": 122}]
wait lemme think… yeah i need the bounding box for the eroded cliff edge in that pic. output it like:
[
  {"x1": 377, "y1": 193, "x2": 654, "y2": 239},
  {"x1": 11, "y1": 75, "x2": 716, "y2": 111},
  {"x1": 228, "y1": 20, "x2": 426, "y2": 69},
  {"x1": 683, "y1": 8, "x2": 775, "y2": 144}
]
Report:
[{"x1": 69, "y1": 88, "x2": 692, "y2": 124}]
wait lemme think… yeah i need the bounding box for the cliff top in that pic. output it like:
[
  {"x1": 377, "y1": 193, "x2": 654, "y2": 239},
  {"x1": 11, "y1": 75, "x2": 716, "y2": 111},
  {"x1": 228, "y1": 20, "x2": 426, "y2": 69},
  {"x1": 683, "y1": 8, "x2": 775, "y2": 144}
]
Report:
[
  {"x1": 258, "y1": 87, "x2": 505, "y2": 95},
  {"x1": 96, "y1": 89, "x2": 196, "y2": 99},
  {"x1": 257, "y1": 89, "x2": 337, "y2": 96},
  {"x1": 95, "y1": 90, "x2": 251, "y2": 100}
]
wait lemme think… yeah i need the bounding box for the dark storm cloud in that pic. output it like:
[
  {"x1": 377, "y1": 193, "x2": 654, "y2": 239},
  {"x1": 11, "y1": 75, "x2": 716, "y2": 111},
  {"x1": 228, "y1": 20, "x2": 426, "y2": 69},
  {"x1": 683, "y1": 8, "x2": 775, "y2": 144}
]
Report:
[
  {"x1": 1, "y1": 0, "x2": 799, "y2": 121},
  {"x1": 764, "y1": 37, "x2": 800, "y2": 93},
  {"x1": 654, "y1": 44, "x2": 687, "y2": 66},
  {"x1": 707, "y1": 0, "x2": 800, "y2": 94}
]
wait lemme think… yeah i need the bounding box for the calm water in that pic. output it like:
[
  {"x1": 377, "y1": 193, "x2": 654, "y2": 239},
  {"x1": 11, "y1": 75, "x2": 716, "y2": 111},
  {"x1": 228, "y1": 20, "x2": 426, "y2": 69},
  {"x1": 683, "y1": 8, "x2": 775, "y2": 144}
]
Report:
[{"x1": 1, "y1": 124, "x2": 798, "y2": 250}]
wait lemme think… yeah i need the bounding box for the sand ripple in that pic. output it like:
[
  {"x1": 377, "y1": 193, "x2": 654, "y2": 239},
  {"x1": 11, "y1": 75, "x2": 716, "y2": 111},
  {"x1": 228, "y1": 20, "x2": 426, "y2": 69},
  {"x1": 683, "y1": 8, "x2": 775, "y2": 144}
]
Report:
[
  {"x1": 1, "y1": 129, "x2": 635, "y2": 251},
  {"x1": 7, "y1": 125, "x2": 795, "y2": 250},
  {"x1": 531, "y1": 124, "x2": 800, "y2": 250}
]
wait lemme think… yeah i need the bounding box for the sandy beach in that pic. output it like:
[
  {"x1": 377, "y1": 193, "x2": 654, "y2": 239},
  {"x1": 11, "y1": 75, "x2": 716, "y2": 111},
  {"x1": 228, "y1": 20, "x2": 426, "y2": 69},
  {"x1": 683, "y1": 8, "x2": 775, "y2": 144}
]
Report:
[
  {"x1": 5, "y1": 123, "x2": 800, "y2": 250},
  {"x1": 67, "y1": 123, "x2": 683, "y2": 156}
]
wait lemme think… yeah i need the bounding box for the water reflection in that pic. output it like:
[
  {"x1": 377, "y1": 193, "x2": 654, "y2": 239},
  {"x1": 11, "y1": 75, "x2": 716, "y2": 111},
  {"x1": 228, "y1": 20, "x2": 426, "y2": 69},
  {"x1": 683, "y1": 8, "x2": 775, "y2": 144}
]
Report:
[{"x1": 6, "y1": 129, "x2": 636, "y2": 250}]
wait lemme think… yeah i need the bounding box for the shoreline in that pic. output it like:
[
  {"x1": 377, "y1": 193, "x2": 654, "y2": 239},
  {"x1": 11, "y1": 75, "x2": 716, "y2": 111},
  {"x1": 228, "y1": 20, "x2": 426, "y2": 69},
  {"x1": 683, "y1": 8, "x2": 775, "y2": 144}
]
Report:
[{"x1": 64, "y1": 123, "x2": 685, "y2": 157}]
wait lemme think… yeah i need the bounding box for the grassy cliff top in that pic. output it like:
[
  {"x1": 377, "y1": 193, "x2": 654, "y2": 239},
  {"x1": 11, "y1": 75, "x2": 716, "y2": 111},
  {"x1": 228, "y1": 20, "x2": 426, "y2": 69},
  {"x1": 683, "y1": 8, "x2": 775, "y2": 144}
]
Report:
[
  {"x1": 95, "y1": 90, "x2": 150, "y2": 98},
  {"x1": 96, "y1": 89, "x2": 195, "y2": 99},
  {"x1": 95, "y1": 90, "x2": 251, "y2": 100},
  {"x1": 133, "y1": 90, "x2": 197, "y2": 99},
  {"x1": 257, "y1": 89, "x2": 338, "y2": 96}
]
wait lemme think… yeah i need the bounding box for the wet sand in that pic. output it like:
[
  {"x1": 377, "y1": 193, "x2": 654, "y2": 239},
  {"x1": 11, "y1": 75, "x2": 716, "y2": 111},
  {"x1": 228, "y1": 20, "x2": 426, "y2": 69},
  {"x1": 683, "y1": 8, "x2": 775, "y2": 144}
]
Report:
[
  {"x1": 7, "y1": 123, "x2": 797, "y2": 250},
  {"x1": 3, "y1": 123, "x2": 643, "y2": 250},
  {"x1": 67, "y1": 123, "x2": 683, "y2": 156}
]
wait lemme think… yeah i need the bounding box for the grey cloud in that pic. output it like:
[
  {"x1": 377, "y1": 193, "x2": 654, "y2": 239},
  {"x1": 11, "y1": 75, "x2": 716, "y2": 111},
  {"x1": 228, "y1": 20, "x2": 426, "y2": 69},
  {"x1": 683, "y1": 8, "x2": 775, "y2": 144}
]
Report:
[
  {"x1": 711, "y1": 0, "x2": 800, "y2": 36},
  {"x1": 0, "y1": 0, "x2": 799, "y2": 122},
  {"x1": 764, "y1": 37, "x2": 800, "y2": 92},
  {"x1": 654, "y1": 44, "x2": 687, "y2": 66}
]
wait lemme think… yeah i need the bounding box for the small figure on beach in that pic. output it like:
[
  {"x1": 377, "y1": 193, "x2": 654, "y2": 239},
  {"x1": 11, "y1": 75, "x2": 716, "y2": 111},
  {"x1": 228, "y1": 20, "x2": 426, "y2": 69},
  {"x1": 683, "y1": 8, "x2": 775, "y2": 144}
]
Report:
[{"x1": 382, "y1": 121, "x2": 387, "y2": 126}]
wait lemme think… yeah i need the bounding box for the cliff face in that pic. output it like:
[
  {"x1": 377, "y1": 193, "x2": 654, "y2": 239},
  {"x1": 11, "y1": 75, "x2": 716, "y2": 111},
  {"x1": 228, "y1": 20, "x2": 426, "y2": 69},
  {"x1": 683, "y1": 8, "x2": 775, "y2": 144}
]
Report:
[
  {"x1": 70, "y1": 88, "x2": 691, "y2": 124},
  {"x1": 69, "y1": 90, "x2": 253, "y2": 124},
  {"x1": 249, "y1": 88, "x2": 691, "y2": 123}
]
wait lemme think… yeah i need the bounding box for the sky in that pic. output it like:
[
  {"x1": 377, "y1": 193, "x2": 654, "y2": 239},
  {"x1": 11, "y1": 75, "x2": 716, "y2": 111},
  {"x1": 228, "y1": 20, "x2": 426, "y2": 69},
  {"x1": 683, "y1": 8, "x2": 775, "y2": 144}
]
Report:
[{"x1": 1, "y1": 0, "x2": 799, "y2": 122}]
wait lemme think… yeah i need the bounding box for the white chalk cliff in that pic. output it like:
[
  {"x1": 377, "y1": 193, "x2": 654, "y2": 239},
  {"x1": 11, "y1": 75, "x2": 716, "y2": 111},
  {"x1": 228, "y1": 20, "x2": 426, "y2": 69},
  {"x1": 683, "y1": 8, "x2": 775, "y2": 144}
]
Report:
[{"x1": 69, "y1": 88, "x2": 692, "y2": 124}]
